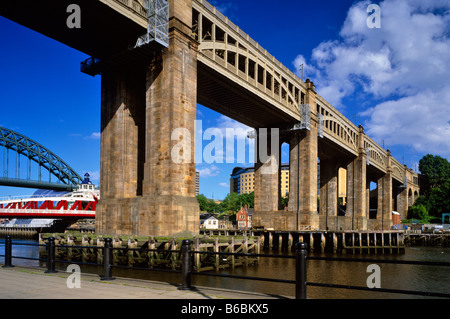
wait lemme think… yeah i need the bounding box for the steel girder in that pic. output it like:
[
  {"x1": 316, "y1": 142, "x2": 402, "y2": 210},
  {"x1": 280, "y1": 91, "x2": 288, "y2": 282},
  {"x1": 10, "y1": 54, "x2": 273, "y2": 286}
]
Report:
[{"x1": 0, "y1": 126, "x2": 82, "y2": 186}]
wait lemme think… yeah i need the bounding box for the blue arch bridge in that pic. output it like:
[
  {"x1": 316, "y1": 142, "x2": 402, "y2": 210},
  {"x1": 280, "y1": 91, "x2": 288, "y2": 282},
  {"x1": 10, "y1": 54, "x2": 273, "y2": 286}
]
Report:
[{"x1": 0, "y1": 126, "x2": 82, "y2": 192}]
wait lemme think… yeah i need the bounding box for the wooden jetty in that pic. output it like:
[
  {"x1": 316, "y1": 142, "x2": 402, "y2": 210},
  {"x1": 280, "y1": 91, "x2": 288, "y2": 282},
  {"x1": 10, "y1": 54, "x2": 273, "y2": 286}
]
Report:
[
  {"x1": 0, "y1": 226, "x2": 40, "y2": 239},
  {"x1": 257, "y1": 230, "x2": 405, "y2": 254},
  {"x1": 404, "y1": 232, "x2": 450, "y2": 247},
  {"x1": 37, "y1": 228, "x2": 406, "y2": 273},
  {"x1": 38, "y1": 233, "x2": 260, "y2": 271},
  {"x1": 201, "y1": 229, "x2": 405, "y2": 254}
]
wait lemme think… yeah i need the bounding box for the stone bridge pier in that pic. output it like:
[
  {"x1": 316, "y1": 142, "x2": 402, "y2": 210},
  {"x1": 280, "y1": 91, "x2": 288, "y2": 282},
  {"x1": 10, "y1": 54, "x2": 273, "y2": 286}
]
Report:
[
  {"x1": 253, "y1": 80, "x2": 320, "y2": 230},
  {"x1": 96, "y1": 0, "x2": 200, "y2": 237},
  {"x1": 252, "y1": 81, "x2": 419, "y2": 232}
]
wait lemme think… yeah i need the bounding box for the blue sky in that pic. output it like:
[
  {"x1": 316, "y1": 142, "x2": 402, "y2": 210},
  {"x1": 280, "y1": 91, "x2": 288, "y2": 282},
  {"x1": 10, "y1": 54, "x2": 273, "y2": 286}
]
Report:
[{"x1": 1, "y1": 0, "x2": 449, "y2": 200}]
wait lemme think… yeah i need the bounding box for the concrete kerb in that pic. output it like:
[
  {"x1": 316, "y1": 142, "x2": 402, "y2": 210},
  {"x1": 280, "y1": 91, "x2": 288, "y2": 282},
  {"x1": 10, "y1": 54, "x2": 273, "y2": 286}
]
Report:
[{"x1": 0, "y1": 265, "x2": 290, "y2": 299}]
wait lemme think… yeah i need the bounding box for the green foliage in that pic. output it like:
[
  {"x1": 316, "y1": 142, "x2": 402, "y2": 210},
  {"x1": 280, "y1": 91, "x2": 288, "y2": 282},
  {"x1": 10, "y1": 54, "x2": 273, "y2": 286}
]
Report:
[
  {"x1": 196, "y1": 191, "x2": 255, "y2": 215},
  {"x1": 196, "y1": 194, "x2": 220, "y2": 213},
  {"x1": 408, "y1": 154, "x2": 450, "y2": 221},
  {"x1": 419, "y1": 154, "x2": 450, "y2": 195},
  {"x1": 239, "y1": 192, "x2": 254, "y2": 209},
  {"x1": 407, "y1": 204, "x2": 431, "y2": 223},
  {"x1": 221, "y1": 192, "x2": 241, "y2": 214},
  {"x1": 281, "y1": 194, "x2": 289, "y2": 209}
]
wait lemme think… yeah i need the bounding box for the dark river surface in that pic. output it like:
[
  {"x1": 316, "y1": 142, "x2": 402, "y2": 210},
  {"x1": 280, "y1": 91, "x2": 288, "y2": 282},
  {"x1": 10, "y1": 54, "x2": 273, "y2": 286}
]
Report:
[{"x1": 1, "y1": 239, "x2": 449, "y2": 299}]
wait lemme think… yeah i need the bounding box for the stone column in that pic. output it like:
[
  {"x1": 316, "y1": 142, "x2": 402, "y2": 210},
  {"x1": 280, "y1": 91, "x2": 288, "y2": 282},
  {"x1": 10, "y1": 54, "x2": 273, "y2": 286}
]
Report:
[
  {"x1": 396, "y1": 187, "x2": 408, "y2": 220},
  {"x1": 375, "y1": 151, "x2": 393, "y2": 230},
  {"x1": 396, "y1": 166, "x2": 412, "y2": 220},
  {"x1": 382, "y1": 150, "x2": 393, "y2": 229},
  {"x1": 376, "y1": 176, "x2": 384, "y2": 230},
  {"x1": 291, "y1": 80, "x2": 319, "y2": 230},
  {"x1": 138, "y1": 0, "x2": 199, "y2": 236},
  {"x1": 96, "y1": 0, "x2": 200, "y2": 236},
  {"x1": 254, "y1": 128, "x2": 281, "y2": 212},
  {"x1": 288, "y1": 134, "x2": 300, "y2": 215},
  {"x1": 319, "y1": 159, "x2": 338, "y2": 230},
  {"x1": 346, "y1": 126, "x2": 367, "y2": 230},
  {"x1": 96, "y1": 66, "x2": 145, "y2": 234}
]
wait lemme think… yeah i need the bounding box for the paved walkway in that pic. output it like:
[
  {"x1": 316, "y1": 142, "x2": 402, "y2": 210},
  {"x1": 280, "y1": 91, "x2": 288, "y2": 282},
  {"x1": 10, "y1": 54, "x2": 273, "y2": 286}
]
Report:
[{"x1": 0, "y1": 265, "x2": 291, "y2": 299}]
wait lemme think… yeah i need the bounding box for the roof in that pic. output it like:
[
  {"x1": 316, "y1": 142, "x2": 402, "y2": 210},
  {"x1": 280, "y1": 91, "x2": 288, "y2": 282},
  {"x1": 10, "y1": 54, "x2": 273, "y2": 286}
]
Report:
[{"x1": 237, "y1": 207, "x2": 254, "y2": 215}]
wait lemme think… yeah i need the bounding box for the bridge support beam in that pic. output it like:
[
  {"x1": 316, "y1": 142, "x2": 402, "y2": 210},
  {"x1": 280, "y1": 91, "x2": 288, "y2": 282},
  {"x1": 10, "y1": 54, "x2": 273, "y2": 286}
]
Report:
[
  {"x1": 286, "y1": 81, "x2": 320, "y2": 230},
  {"x1": 96, "y1": 0, "x2": 199, "y2": 237},
  {"x1": 396, "y1": 187, "x2": 408, "y2": 220},
  {"x1": 252, "y1": 128, "x2": 286, "y2": 229},
  {"x1": 377, "y1": 173, "x2": 393, "y2": 230},
  {"x1": 254, "y1": 128, "x2": 281, "y2": 213},
  {"x1": 253, "y1": 81, "x2": 319, "y2": 231},
  {"x1": 319, "y1": 159, "x2": 338, "y2": 230},
  {"x1": 346, "y1": 126, "x2": 368, "y2": 230},
  {"x1": 396, "y1": 167, "x2": 410, "y2": 221},
  {"x1": 295, "y1": 112, "x2": 319, "y2": 230},
  {"x1": 374, "y1": 151, "x2": 393, "y2": 230},
  {"x1": 98, "y1": 66, "x2": 145, "y2": 200},
  {"x1": 138, "y1": 20, "x2": 199, "y2": 237}
]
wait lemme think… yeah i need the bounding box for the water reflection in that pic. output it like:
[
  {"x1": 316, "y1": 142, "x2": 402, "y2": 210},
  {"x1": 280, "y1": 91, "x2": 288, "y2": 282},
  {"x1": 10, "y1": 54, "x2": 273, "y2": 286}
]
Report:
[
  {"x1": 1, "y1": 239, "x2": 449, "y2": 299},
  {"x1": 0, "y1": 239, "x2": 40, "y2": 267}
]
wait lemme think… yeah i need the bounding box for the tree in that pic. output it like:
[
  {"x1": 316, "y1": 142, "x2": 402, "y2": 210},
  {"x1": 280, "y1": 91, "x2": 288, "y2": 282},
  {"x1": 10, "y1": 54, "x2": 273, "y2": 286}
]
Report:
[
  {"x1": 418, "y1": 154, "x2": 450, "y2": 195},
  {"x1": 407, "y1": 204, "x2": 431, "y2": 222},
  {"x1": 239, "y1": 192, "x2": 254, "y2": 208},
  {"x1": 408, "y1": 154, "x2": 450, "y2": 221},
  {"x1": 220, "y1": 192, "x2": 240, "y2": 214},
  {"x1": 196, "y1": 194, "x2": 209, "y2": 212},
  {"x1": 281, "y1": 193, "x2": 289, "y2": 209},
  {"x1": 196, "y1": 194, "x2": 221, "y2": 213}
]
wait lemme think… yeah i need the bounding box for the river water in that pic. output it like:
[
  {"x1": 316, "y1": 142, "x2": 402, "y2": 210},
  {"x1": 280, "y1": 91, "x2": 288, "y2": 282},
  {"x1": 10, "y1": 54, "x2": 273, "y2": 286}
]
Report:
[{"x1": 1, "y1": 239, "x2": 449, "y2": 299}]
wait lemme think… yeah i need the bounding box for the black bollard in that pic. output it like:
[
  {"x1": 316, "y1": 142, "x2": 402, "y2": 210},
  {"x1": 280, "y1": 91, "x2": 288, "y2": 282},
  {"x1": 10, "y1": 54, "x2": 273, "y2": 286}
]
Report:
[
  {"x1": 179, "y1": 239, "x2": 192, "y2": 290},
  {"x1": 2, "y1": 235, "x2": 14, "y2": 268},
  {"x1": 295, "y1": 242, "x2": 308, "y2": 299},
  {"x1": 100, "y1": 237, "x2": 114, "y2": 280},
  {"x1": 45, "y1": 237, "x2": 57, "y2": 273}
]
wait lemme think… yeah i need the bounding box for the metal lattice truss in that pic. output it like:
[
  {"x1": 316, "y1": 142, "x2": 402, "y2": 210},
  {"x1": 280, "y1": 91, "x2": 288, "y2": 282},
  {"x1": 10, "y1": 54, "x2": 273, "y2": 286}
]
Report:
[
  {"x1": 365, "y1": 148, "x2": 370, "y2": 166},
  {"x1": 135, "y1": 0, "x2": 169, "y2": 48},
  {"x1": 0, "y1": 127, "x2": 82, "y2": 186},
  {"x1": 317, "y1": 113, "x2": 324, "y2": 138},
  {"x1": 299, "y1": 104, "x2": 311, "y2": 131}
]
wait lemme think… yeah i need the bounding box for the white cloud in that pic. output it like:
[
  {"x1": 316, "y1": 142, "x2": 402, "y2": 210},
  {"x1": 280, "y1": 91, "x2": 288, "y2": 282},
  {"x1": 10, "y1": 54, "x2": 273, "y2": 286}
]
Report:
[
  {"x1": 293, "y1": 54, "x2": 317, "y2": 82},
  {"x1": 215, "y1": 115, "x2": 254, "y2": 164},
  {"x1": 88, "y1": 132, "x2": 101, "y2": 139},
  {"x1": 218, "y1": 182, "x2": 229, "y2": 188},
  {"x1": 363, "y1": 89, "x2": 450, "y2": 156},
  {"x1": 196, "y1": 165, "x2": 221, "y2": 178},
  {"x1": 297, "y1": 0, "x2": 450, "y2": 157},
  {"x1": 86, "y1": 171, "x2": 100, "y2": 183},
  {"x1": 210, "y1": 0, "x2": 237, "y2": 18},
  {"x1": 72, "y1": 132, "x2": 100, "y2": 140}
]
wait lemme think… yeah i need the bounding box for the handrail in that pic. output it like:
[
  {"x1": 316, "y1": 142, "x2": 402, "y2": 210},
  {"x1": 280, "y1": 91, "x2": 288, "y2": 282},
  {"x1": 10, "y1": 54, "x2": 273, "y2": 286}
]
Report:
[{"x1": 1, "y1": 236, "x2": 450, "y2": 299}]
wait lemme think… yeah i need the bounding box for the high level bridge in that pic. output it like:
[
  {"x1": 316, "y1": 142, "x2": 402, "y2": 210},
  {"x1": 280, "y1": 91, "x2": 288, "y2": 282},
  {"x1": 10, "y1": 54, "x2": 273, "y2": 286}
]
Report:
[{"x1": 0, "y1": 0, "x2": 420, "y2": 236}]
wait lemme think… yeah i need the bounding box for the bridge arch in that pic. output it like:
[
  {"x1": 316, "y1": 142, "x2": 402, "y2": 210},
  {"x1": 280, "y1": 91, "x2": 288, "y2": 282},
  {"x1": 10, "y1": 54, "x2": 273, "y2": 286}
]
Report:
[{"x1": 0, "y1": 126, "x2": 82, "y2": 190}]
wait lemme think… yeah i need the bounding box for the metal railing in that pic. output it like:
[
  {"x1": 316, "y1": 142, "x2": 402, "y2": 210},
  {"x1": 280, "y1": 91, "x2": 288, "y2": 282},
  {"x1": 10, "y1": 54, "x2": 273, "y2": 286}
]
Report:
[{"x1": 1, "y1": 236, "x2": 450, "y2": 299}]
